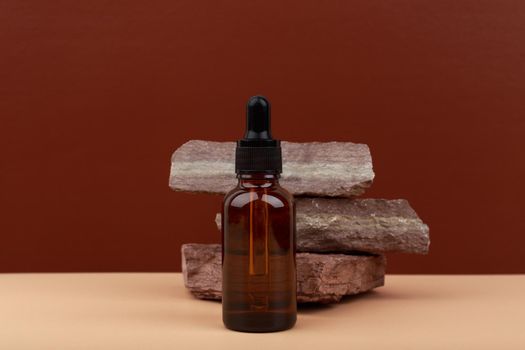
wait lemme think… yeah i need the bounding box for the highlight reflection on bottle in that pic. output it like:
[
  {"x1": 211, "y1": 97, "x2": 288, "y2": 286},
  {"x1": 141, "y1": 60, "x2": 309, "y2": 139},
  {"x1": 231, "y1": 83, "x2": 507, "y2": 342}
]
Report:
[{"x1": 221, "y1": 96, "x2": 297, "y2": 332}]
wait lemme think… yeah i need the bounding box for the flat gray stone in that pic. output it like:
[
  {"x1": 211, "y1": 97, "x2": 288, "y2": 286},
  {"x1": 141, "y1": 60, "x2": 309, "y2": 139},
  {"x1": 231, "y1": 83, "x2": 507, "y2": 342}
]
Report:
[
  {"x1": 216, "y1": 198, "x2": 430, "y2": 254},
  {"x1": 170, "y1": 140, "x2": 374, "y2": 197},
  {"x1": 181, "y1": 243, "x2": 385, "y2": 304}
]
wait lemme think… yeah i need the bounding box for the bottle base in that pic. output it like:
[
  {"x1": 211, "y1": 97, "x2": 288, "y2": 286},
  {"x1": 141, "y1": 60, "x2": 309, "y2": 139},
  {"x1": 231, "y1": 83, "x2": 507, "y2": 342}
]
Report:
[{"x1": 223, "y1": 311, "x2": 296, "y2": 333}]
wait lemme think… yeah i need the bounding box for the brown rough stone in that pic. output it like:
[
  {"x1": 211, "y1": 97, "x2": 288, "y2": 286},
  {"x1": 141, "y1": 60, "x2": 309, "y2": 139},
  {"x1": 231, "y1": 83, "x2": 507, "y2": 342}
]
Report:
[
  {"x1": 215, "y1": 198, "x2": 430, "y2": 254},
  {"x1": 170, "y1": 140, "x2": 374, "y2": 197},
  {"x1": 181, "y1": 243, "x2": 385, "y2": 303}
]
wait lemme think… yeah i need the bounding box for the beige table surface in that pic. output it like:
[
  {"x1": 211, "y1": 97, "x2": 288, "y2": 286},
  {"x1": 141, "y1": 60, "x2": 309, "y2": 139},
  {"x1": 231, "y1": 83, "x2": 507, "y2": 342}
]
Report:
[{"x1": 1, "y1": 274, "x2": 524, "y2": 349}]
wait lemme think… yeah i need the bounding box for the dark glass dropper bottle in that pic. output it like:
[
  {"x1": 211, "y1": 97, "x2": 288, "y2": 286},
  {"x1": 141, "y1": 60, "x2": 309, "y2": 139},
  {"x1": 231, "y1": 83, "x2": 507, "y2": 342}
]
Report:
[{"x1": 221, "y1": 96, "x2": 297, "y2": 332}]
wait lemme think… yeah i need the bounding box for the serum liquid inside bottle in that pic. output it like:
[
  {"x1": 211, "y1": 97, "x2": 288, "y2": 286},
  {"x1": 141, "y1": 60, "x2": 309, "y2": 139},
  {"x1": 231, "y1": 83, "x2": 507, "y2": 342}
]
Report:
[{"x1": 221, "y1": 96, "x2": 297, "y2": 332}]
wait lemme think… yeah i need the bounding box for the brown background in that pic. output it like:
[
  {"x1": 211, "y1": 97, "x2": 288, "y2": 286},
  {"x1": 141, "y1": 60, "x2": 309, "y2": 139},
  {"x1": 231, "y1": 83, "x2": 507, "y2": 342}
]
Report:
[{"x1": 1, "y1": 1, "x2": 524, "y2": 273}]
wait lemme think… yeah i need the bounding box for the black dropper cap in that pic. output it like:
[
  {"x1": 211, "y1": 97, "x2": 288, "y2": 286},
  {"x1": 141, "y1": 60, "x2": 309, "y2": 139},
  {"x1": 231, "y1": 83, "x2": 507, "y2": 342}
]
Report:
[{"x1": 235, "y1": 96, "x2": 282, "y2": 174}]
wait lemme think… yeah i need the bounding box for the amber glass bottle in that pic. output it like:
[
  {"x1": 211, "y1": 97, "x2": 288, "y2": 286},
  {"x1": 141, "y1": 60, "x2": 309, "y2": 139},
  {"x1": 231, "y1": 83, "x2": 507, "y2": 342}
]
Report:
[{"x1": 222, "y1": 96, "x2": 297, "y2": 332}]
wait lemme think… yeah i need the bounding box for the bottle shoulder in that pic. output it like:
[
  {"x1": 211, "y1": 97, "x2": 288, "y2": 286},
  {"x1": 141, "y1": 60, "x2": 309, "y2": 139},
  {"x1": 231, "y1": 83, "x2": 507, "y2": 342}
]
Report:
[{"x1": 223, "y1": 184, "x2": 293, "y2": 210}]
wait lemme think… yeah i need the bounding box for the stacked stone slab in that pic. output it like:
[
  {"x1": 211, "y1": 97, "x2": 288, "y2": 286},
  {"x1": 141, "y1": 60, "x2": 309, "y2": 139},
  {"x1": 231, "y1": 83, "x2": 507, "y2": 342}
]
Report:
[{"x1": 170, "y1": 140, "x2": 430, "y2": 303}]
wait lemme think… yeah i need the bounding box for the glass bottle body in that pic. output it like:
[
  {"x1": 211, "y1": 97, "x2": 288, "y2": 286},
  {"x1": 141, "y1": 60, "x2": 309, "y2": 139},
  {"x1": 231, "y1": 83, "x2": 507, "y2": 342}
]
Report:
[{"x1": 222, "y1": 173, "x2": 296, "y2": 332}]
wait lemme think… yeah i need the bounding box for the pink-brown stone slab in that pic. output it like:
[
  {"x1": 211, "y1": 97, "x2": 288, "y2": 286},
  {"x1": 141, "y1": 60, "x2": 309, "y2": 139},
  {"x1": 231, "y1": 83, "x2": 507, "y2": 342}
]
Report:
[
  {"x1": 182, "y1": 243, "x2": 385, "y2": 303},
  {"x1": 216, "y1": 198, "x2": 430, "y2": 254},
  {"x1": 170, "y1": 140, "x2": 374, "y2": 197}
]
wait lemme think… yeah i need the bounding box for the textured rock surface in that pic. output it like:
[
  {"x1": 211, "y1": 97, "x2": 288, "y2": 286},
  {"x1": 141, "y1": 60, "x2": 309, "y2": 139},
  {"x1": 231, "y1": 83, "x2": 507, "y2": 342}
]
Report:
[
  {"x1": 216, "y1": 198, "x2": 430, "y2": 254},
  {"x1": 182, "y1": 243, "x2": 385, "y2": 303},
  {"x1": 170, "y1": 140, "x2": 374, "y2": 197}
]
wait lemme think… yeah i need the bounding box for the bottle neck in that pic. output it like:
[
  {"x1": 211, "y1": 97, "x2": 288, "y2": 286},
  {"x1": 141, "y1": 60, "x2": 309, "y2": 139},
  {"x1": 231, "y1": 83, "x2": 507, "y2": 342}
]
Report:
[{"x1": 237, "y1": 172, "x2": 280, "y2": 189}]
